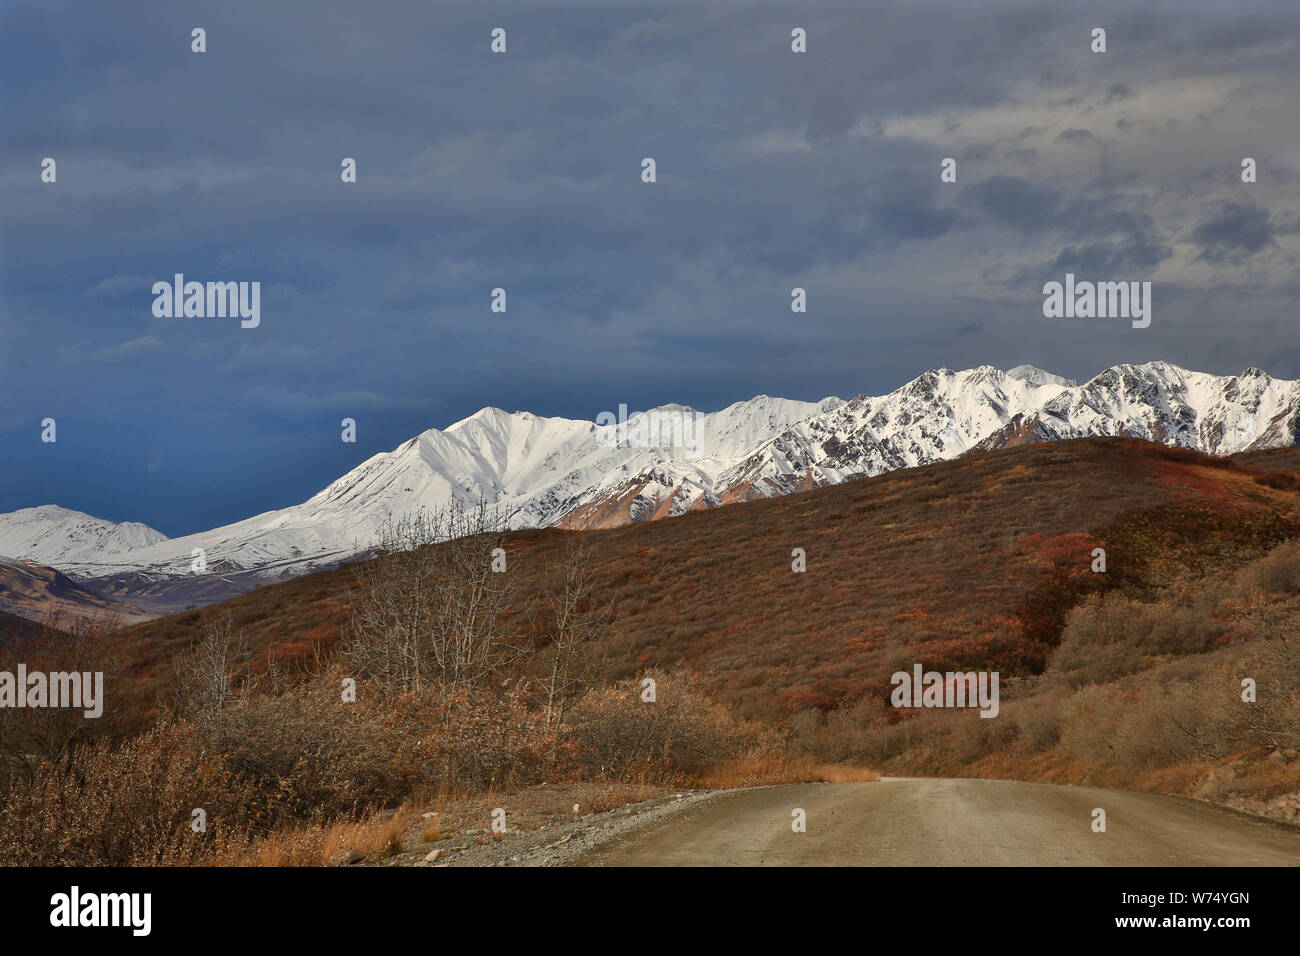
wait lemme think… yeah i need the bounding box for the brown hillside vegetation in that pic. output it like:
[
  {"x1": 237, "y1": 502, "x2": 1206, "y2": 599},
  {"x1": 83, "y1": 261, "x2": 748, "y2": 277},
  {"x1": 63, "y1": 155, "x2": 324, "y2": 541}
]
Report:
[
  {"x1": 0, "y1": 558, "x2": 148, "y2": 626},
  {"x1": 1234, "y1": 445, "x2": 1300, "y2": 473},
  {"x1": 0, "y1": 607, "x2": 50, "y2": 644},
  {"x1": 5, "y1": 435, "x2": 1300, "y2": 864},
  {"x1": 789, "y1": 536, "x2": 1300, "y2": 823},
  {"x1": 118, "y1": 437, "x2": 1300, "y2": 720}
]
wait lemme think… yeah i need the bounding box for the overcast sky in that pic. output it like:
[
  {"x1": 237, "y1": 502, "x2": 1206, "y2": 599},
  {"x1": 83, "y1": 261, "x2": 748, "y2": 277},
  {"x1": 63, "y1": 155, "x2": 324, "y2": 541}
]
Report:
[{"x1": 3, "y1": 0, "x2": 1299, "y2": 535}]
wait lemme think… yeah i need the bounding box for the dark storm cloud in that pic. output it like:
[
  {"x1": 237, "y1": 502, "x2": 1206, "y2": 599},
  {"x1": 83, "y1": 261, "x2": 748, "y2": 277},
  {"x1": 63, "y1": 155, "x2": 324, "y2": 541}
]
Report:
[
  {"x1": 1056, "y1": 128, "x2": 1095, "y2": 143},
  {"x1": 969, "y1": 176, "x2": 1064, "y2": 233},
  {"x1": 2, "y1": 0, "x2": 1299, "y2": 532},
  {"x1": 1053, "y1": 236, "x2": 1173, "y2": 276},
  {"x1": 1102, "y1": 84, "x2": 1136, "y2": 105},
  {"x1": 1192, "y1": 201, "x2": 1276, "y2": 263}
]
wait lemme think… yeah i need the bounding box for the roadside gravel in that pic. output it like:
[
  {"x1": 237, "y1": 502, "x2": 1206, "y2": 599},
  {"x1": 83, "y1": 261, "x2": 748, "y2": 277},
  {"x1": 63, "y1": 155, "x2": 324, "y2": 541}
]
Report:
[{"x1": 405, "y1": 788, "x2": 722, "y2": 868}]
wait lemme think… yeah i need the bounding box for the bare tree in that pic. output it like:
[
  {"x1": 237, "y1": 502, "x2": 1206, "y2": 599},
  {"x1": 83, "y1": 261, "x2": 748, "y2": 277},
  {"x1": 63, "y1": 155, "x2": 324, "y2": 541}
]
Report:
[
  {"x1": 169, "y1": 614, "x2": 254, "y2": 729},
  {"x1": 344, "y1": 510, "x2": 445, "y2": 693},
  {"x1": 343, "y1": 500, "x2": 522, "y2": 704},
  {"x1": 538, "y1": 538, "x2": 614, "y2": 727}
]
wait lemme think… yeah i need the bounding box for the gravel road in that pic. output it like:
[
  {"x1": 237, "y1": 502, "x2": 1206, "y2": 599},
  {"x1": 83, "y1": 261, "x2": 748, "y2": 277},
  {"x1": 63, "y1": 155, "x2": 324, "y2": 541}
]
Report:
[{"x1": 568, "y1": 778, "x2": 1300, "y2": 866}]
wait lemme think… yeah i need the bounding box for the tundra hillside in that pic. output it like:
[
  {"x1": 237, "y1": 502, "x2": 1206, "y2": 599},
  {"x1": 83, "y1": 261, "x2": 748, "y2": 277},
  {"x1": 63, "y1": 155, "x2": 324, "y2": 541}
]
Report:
[{"x1": 2, "y1": 437, "x2": 1298, "y2": 864}]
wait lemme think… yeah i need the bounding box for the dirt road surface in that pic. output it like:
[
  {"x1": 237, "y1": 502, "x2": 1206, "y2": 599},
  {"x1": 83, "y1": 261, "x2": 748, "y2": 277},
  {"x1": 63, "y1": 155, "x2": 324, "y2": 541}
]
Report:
[{"x1": 571, "y1": 778, "x2": 1300, "y2": 866}]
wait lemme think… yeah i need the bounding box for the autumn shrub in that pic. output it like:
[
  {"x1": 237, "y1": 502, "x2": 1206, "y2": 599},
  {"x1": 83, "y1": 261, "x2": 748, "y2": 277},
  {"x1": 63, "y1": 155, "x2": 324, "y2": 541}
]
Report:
[
  {"x1": 1047, "y1": 592, "x2": 1227, "y2": 689},
  {"x1": 1057, "y1": 662, "x2": 1241, "y2": 769},
  {"x1": 1235, "y1": 634, "x2": 1300, "y2": 752},
  {"x1": 1140, "y1": 604, "x2": 1225, "y2": 656},
  {"x1": 1106, "y1": 682, "x2": 1216, "y2": 767},
  {"x1": 0, "y1": 671, "x2": 557, "y2": 865},
  {"x1": 0, "y1": 660, "x2": 784, "y2": 865},
  {"x1": 943, "y1": 708, "x2": 1018, "y2": 766},
  {"x1": 422, "y1": 684, "x2": 560, "y2": 792},
  {"x1": 1007, "y1": 689, "x2": 1065, "y2": 755},
  {"x1": 1240, "y1": 540, "x2": 1300, "y2": 597},
  {"x1": 566, "y1": 669, "x2": 756, "y2": 783},
  {"x1": 1046, "y1": 602, "x2": 1147, "y2": 689},
  {"x1": 0, "y1": 722, "x2": 236, "y2": 866},
  {"x1": 207, "y1": 673, "x2": 431, "y2": 823},
  {"x1": 785, "y1": 695, "x2": 911, "y2": 765}
]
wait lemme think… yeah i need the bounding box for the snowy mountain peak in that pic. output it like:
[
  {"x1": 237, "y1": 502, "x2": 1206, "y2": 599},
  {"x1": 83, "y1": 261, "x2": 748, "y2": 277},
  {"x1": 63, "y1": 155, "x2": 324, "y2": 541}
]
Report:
[
  {"x1": 0, "y1": 505, "x2": 168, "y2": 572},
  {"x1": 4, "y1": 361, "x2": 1299, "y2": 597},
  {"x1": 1007, "y1": 364, "x2": 1078, "y2": 388},
  {"x1": 446, "y1": 406, "x2": 517, "y2": 431}
]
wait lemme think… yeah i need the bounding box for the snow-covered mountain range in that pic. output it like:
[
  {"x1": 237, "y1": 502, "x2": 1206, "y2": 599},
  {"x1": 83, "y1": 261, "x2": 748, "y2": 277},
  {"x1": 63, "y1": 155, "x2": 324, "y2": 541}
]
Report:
[
  {"x1": 4, "y1": 361, "x2": 1299, "y2": 596},
  {"x1": 0, "y1": 505, "x2": 169, "y2": 570}
]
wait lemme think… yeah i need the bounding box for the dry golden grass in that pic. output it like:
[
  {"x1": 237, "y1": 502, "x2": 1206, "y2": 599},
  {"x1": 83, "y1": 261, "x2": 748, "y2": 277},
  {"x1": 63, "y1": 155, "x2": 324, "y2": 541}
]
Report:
[
  {"x1": 213, "y1": 829, "x2": 325, "y2": 868},
  {"x1": 691, "y1": 755, "x2": 879, "y2": 789},
  {"x1": 210, "y1": 803, "x2": 420, "y2": 867},
  {"x1": 807, "y1": 762, "x2": 884, "y2": 783}
]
